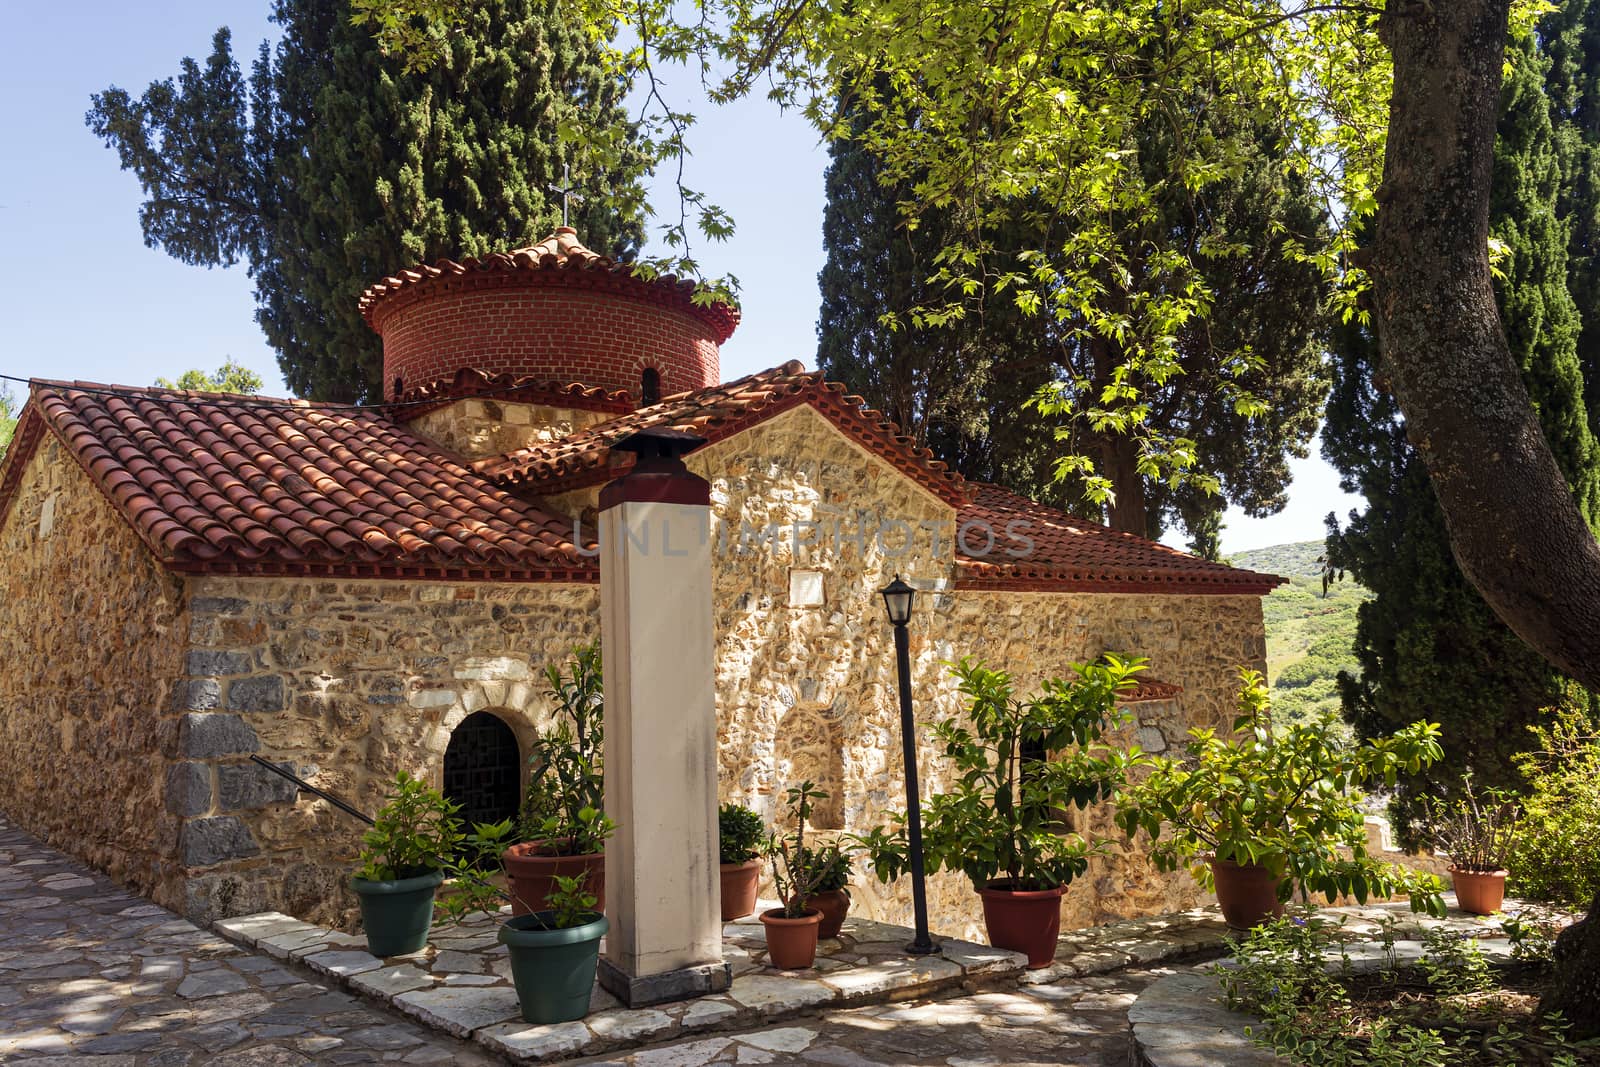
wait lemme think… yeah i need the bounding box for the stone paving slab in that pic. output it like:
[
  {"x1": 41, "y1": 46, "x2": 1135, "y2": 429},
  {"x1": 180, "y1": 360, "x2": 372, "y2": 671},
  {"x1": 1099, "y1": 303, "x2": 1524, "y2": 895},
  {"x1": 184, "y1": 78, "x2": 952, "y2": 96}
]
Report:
[
  {"x1": 213, "y1": 902, "x2": 1029, "y2": 1062},
  {"x1": 0, "y1": 814, "x2": 496, "y2": 1065}
]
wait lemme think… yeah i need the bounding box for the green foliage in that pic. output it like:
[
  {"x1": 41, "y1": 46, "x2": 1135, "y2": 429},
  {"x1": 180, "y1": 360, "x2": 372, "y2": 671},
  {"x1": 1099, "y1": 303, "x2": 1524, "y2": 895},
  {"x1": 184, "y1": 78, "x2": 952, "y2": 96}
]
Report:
[
  {"x1": 87, "y1": 0, "x2": 646, "y2": 401},
  {"x1": 855, "y1": 655, "x2": 1145, "y2": 892},
  {"x1": 795, "y1": 840, "x2": 851, "y2": 897},
  {"x1": 154, "y1": 360, "x2": 264, "y2": 394},
  {"x1": 1415, "y1": 927, "x2": 1495, "y2": 998},
  {"x1": 519, "y1": 643, "x2": 613, "y2": 856},
  {"x1": 1508, "y1": 691, "x2": 1600, "y2": 906},
  {"x1": 765, "y1": 781, "x2": 832, "y2": 919},
  {"x1": 817, "y1": 91, "x2": 1330, "y2": 538},
  {"x1": 717, "y1": 802, "x2": 765, "y2": 866},
  {"x1": 1419, "y1": 777, "x2": 1521, "y2": 874},
  {"x1": 1232, "y1": 541, "x2": 1370, "y2": 734},
  {"x1": 0, "y1": 386, "x2": 17, "y2": 464},
  {"x1": 1323, "y1": 26, "x2": 1600, "y2": 844},
  {"x1": 1115, "y1": 670, "x2": 1446, "y2": 914},
  {"x1": 354, "y1": 771, "x2": 462, "y2": 881},
  {"x1": 1217, "y1": 909, "x2": 1352, "y2": 1018},
  {"x1": 439, "y1": 818, "x2": 601, "y2": 925}
]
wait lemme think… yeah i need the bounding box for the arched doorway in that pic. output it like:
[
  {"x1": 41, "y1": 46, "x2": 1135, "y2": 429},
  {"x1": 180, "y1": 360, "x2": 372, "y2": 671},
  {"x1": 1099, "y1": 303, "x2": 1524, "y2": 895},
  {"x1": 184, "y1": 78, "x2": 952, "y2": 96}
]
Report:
[{"x1": 442, "y1": 711, "x2": 522, "y2": 828}]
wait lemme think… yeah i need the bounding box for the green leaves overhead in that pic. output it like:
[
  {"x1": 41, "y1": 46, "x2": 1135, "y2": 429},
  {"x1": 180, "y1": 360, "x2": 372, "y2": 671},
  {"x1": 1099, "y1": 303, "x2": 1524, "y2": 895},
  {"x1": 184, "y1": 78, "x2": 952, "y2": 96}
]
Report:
[{"x1": 89, "y1": 0, "x2": 646, "y2": 402}]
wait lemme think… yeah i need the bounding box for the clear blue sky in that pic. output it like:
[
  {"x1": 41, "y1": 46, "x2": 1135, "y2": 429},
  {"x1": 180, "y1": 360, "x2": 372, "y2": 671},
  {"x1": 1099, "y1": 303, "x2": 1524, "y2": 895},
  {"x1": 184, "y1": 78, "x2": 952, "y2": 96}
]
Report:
[{"x1": 0, "y1": 1, "x2": 1360, "y2": 555}]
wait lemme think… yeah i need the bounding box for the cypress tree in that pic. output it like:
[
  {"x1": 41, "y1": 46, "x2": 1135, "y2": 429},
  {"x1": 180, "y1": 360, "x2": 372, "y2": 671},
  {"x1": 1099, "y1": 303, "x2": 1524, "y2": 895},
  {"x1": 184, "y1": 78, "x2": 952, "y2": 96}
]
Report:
[
  {"x1": 1546, "y1": 0, "x2": 1600, "y2": 438},
  {"x1": 1325, "y1": 36, "x2": 1600, "y2": 838},
  {"x1": 816, "y1": 103, "x2": 1328, "y2": 541},
  {"x1": 88, "y1": 0, "x2": 645, "y2": 402}
]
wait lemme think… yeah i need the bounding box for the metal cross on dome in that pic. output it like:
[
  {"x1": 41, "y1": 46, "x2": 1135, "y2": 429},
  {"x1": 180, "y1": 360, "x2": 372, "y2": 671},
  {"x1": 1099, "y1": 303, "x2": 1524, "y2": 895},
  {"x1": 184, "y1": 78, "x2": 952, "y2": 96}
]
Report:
[{"x1": 556, "y1": 161, "x2": 582, "y2": 227}]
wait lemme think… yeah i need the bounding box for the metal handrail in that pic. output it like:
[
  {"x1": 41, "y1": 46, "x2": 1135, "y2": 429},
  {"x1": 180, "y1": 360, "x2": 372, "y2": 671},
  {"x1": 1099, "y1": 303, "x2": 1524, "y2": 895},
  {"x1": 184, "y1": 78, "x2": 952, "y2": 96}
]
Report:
[{"x1": 248, "y1": 755, "x2": 374, "y2": 826}]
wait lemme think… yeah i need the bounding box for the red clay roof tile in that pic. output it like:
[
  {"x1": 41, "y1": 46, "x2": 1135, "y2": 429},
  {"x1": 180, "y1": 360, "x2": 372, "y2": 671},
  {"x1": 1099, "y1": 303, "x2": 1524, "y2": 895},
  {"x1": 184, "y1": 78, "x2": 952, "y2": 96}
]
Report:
[
  {"x1": 359, "y1": 226, "x2": 740, "y2": 343},
  {"x1": 954, "y1": 482, "x2": 1283, "y2": 594},
  {"x1": 2, "y1": 382, "x2": 596, "y2": 581},
  {"x1": 473, "y1": 360, "x2": 971, "y2": 507}
]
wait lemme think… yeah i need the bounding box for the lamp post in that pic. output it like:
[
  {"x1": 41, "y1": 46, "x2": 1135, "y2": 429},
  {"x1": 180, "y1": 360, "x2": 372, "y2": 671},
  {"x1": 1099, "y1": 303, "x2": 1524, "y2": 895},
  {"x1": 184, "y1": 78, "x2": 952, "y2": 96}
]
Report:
[{"x1": 880, "y1": 575, "x2": 940, "y2": 956}]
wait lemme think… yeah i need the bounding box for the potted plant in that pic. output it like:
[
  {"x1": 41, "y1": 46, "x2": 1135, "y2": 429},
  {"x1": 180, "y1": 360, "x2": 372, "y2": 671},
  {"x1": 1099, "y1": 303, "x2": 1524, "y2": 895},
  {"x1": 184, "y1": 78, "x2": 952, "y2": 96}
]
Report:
[
  {"x1": 504, "y1": 643, "x2": 614, "y2": 914},
  {"x1": 1115, "y1": 668, "x2": 1449, "y2": 931},
  {"x1": 793, "y1": 840, "x2": 852, "y2": 939},
  {"x1": 446, "y1": 822, "x2": 609, "y2": 1024},
  {"x1": 719, "y1": 802, "x2": 766, "y2": 921},
  {"x1": 760, "y1": 781, "x2": 832, "y2": 970},
  {"x1": 351, "y1": 771, "x2": 462, "y2": 957},
  {"x1": 1423, "y1": 776, "x2": 1520, "y2": 915},
  {"x1": 854, "y1": 656, "x2": 1148, "y2": 968}
]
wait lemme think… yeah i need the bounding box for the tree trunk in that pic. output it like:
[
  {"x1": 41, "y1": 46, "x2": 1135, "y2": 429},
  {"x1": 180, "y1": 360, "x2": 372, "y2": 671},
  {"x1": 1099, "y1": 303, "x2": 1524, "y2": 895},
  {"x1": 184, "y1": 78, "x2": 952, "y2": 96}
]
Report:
[
  {"x1": 1373, "y1": 0, "x2": 1600, "y2": 694},
  {"x1": 1089, "y1": 335, "x2": 1149, "y2": 534},
  {"x1": 1545, "y1": 890, "x2": 1600, "y2": 1029},
  {"x1": 1373, "y1": 0, "x2": 1600, "y2": 1035}
]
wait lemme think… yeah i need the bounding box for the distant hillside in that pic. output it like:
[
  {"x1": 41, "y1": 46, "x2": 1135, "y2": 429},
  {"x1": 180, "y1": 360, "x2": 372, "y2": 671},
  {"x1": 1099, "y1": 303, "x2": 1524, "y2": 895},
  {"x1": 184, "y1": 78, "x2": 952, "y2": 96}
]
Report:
[{"x1": 1229, "y1": 540, "x2": 1370, "y2": 730}]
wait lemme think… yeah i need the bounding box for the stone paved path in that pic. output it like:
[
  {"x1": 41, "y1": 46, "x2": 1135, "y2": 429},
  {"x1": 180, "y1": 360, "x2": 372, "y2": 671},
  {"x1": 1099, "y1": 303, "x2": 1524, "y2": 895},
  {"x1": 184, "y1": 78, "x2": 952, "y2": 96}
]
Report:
[
  {"x1": 563, "y1": 973, "x2": 1159, "y2": 1065},
  {"x1": 0, "y1": 815, "x2": 496, "y2": 1065}
]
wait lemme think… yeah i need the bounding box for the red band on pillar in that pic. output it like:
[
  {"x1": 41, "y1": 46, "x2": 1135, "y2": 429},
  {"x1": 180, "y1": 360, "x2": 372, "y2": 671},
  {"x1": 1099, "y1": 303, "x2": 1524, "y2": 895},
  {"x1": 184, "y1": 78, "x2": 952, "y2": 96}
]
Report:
[{"x1": 599, "y1": 428, "x2": 712, "y2": 510}]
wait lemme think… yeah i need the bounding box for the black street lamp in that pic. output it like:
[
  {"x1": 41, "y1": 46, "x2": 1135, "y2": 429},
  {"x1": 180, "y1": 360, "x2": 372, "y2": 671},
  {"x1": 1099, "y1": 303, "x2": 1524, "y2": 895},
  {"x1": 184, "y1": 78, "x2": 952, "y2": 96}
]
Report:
[{"x1": 880, "y1": 575, "x2": 940, "y2": 956}]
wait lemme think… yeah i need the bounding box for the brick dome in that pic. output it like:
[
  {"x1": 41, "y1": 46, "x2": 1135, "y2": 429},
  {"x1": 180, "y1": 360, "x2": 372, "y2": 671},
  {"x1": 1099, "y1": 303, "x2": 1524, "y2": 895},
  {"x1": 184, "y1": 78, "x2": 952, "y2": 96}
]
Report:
[{"x1": 360, "y1": 228, "x2": 738, "y2": 403}]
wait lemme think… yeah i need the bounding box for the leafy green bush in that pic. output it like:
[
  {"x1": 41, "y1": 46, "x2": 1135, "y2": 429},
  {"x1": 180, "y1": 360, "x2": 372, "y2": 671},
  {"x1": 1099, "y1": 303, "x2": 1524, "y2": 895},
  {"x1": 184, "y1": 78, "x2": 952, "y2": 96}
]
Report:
[
  {"x1": 1508, "y1": 692, "x2": 1600, "y2": 907},
  {"x1": 854, "y1": 655, "x2": 1145, "y2": 892},
  {"x1": 518, "y1": 643, "x2": 614, "y2": 855},
  {"x1": 1115, "y1": 669, "x2": 1446, "y2": 913},
  {"x1": 718, "y1": 802, "x2": 766, "y2": 865},
  {"x1": 355, "y1": 771, "x2": 463, "y2": 881}
]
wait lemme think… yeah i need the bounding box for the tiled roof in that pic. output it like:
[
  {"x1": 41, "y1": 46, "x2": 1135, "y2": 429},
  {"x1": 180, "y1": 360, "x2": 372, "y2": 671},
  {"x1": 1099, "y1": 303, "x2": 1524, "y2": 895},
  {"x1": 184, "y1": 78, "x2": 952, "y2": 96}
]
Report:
[
  {"x1": 393, "y1": 369, "x2": 634, "y2": 419},
  {"x1": 0, "y1": 382, "x2": 597, "y2": 581},
  {"x1": 473, "y1": 360, "x2": 971, "y2": 506},
  {"x1": 954, "y1": 482, "x2": 1284, "y2": 594},
  {"x1": 358, "y1": 226, "x2": 740, "y2": 343}
]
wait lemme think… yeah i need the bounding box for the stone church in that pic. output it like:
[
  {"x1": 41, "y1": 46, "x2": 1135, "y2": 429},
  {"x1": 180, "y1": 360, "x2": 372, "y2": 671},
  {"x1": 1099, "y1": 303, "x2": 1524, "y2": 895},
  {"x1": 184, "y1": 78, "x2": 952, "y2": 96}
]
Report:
[{"x1": 0, "y1": 227, "x2": 1280, "y2": 940}]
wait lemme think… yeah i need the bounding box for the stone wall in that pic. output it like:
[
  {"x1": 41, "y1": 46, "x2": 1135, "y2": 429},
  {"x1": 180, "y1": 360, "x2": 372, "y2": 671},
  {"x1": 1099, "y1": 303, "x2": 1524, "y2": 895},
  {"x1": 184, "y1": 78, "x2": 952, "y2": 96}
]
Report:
[
  {"x1": 171, "y1": 577, "x2": 599, "y2": 926},
  {"x1": 683, "y1": 405, "x2": 1270, "y2": 941},
  {"x1": 408, "y1": 399, "x2": 615, "y2": 459},
  {"x1": 0, "y1": 437, "x2": 189, "y2": 901}
]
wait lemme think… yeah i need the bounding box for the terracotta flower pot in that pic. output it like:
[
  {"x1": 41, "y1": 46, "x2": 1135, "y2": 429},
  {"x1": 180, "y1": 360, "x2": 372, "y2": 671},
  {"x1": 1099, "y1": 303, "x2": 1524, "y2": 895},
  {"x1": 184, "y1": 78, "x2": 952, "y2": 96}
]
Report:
[
  {"x1": 503, "y1": 842, "x2": 605, "y2": 917},
  {"x1": 978, "y1": 881, "x2": 1066, "y2": 969},
  {"x1": 794, "y1": 889, "x2": 851, "y2": 940},
  {"x1": 760, "y1": 907, "x2": 822, "y2": 970},
  {"x1": 1210, "y1": 857, "x2": 1285, "y2": 931},
  {"x1": 719, "y1": 859, "x2": 761, "y2": 921},
  {"x1": 1450, "y1": 867, "x2": 1509, "y2": 916}
]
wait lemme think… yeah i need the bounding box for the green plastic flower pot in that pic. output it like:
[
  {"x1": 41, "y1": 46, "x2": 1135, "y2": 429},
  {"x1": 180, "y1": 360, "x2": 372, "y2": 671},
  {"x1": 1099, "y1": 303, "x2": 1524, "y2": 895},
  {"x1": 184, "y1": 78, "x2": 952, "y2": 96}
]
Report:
[
  {"x1": 499, "y1": 911, "x2": 609, "y2": 1024},
  {"x1": 352, "y1": 869, "x2": 444, "y2": 957}
]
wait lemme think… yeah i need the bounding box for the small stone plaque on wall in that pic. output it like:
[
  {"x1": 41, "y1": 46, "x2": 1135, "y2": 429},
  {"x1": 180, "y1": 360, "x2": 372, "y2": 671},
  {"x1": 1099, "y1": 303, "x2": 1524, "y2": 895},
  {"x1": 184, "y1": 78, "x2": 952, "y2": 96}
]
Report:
[{"x1": 788, "y1": 568, "x2": 826, "y2": 608}]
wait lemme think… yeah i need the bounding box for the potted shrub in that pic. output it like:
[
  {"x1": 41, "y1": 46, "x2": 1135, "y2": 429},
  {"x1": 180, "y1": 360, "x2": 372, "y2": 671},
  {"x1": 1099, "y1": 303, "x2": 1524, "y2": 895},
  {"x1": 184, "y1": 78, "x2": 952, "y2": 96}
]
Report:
[
  {"x1": 854, "y1": 656, "x2": 1149, "y2": 968},
  {"x1": 446, "y1": 822, "x2": 609, "y2": 1024},
  {"x1": 719, "y1": 802, "x2": 766, "y2": 921},
  {"x1": 793, "y1": 839, "x2": 852, "y2": 939},
  {"x1": 1115, "y1": 669, "x2": 1449, "y2": 930},
  {"x1": 1423, "y1": 777, "x2": 1519, "y2": 915},
  {"x1": 760, "y1": 781, "x2": 832, "y2": 970},
  {"x1": 504, "y1": 643, "x2": 614, "y2": 914},
  {"x1": 351, "y1": 771, "x2": 462, "y2": 957}
]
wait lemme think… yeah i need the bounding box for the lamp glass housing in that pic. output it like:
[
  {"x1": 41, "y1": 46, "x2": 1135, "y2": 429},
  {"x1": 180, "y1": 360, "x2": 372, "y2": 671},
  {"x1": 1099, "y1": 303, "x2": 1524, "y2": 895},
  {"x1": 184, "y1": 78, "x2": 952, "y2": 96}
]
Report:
[{"x1": 880, "y1": 577, "x2": 915, "y2": 627}]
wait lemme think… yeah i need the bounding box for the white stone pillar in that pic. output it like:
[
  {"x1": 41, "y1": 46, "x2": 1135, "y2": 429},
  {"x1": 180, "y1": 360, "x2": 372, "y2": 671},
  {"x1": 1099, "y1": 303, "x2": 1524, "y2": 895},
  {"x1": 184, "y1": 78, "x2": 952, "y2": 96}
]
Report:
[{"x1": 596, "y1": 429, "x2": 729, "y2": 1007}]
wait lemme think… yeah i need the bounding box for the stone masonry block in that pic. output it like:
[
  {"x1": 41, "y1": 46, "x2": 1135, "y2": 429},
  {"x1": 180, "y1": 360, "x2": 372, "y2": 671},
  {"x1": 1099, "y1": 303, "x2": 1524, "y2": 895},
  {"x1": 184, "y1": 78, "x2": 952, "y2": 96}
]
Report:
[
  {"x1": 164, "y1": 762, "x2": 213, "y2": 816},
  {"x1": 227, "y1": 675, "x2": 286, "y2": 713},
  {"x1": 180, "y1": 816, "x2": 260, "y2": 867},
  {"x1": 185, "y1": 649, "x2": 255, "y2": 677},
  {"x1": 218, "y1": 761, "x2": 304, "y2": 811},
  {"x1": 184, "y1": 679, "x2": 222, "y2": 711},
  {"x1": 190, "y1": 596, "x2": 250, "y2": 616},
  {"x1": 180, "y1": 713, "x2": 260, "y2": 759}
]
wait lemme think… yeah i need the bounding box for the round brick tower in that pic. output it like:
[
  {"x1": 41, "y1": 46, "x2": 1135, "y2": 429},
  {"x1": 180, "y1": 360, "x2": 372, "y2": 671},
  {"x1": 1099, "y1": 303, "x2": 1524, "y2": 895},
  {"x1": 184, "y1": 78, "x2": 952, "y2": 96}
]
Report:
[{"x1": 359, "y1": 227, "x2": 738, "y2": 403}]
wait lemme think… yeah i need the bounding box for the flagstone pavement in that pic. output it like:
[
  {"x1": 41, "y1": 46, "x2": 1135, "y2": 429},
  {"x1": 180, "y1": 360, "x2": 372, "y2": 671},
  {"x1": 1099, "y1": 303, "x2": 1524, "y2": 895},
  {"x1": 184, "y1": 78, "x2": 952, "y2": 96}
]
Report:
[{"x1": 0, "y1": 815, "x2": 1167, "y2": 1065}]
